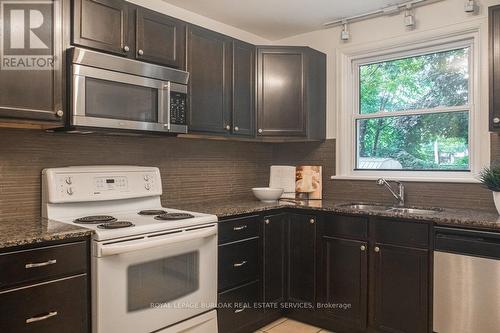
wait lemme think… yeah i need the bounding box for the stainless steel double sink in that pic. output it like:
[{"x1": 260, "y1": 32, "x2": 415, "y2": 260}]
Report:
[{"x1": 338, "y1": 203, "x2": 443, "y2": 215}]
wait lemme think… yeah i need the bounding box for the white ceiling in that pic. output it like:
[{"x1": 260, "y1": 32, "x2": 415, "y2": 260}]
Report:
[{"x1": 162, "y1": 0, "x2": 410, "y2": 40}]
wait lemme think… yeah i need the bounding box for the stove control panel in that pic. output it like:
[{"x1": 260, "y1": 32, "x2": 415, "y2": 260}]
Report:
[{"x1": 43, "y1": 166, "x2": 162, "y2": 203}]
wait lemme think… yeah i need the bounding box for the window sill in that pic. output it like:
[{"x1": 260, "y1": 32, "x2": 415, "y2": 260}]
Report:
[{"x1": 330, "y1": 175, "x2": 480, "y2": 184}]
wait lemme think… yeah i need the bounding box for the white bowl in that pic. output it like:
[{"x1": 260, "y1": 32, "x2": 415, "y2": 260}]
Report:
[{"x1": 252, "y1": 187, "x2": 284, "y2": 203}]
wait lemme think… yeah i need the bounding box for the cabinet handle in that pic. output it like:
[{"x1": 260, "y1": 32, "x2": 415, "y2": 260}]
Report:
[
  {"x1": 123, "y1": 45, "x2": 130, "y2": 52},
  {"x1": 138, "y1": 49, "x2": 144, "y2": 56},
  {"x1": 55, "y1": 110, "x2": 64, "y2": 117},
  {"x1": 264, "y1": 219, "x2": 270, "y2": 224},
  {"x1": 225, "y1": 125, "x2": 231, "y2": 130},
  {"x1": 233, "y1": 260, "x2": 247, "y2": 267},
  {"x1": 234, "y1": 126, "x2": 239, "y2": 131},
  {"x1": 26, "y1": 311, "x2": 58, "y2": 324},
  {"x1": 234, "y1": 308, "x2": 246, "y2": 313},
  {"x1": 494, "y1": 117, "x2": 500, "y2": 124},
  {"x1": 360, "y1": 245, "x2": 366, "y2": 251},
  {"x1": 233, "y1": 225, "x2": 247, "y2": 231},
  {"x1": 374, "y1": 246, "x2": 380, "y2": 253},
  {"x1": 258, "y1": 128, "x2": 263, "y2": 134},
  {"x1": 25, "y1": 259, "x2": 57, "y2": 269},
  {"x1": 309, "y1": 218, "x2": 315, "y2": 224}
]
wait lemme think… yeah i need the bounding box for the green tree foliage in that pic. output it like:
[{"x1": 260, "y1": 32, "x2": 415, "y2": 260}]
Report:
[{"x1": 358, "y1": 48, "x2": 470, "y2": 170}]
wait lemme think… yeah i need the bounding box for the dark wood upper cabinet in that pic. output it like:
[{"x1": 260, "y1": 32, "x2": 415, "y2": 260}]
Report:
[
  {"x1": 257, "y1": 47, "x2": 305, "y2": 137},
  {"x1": 287, "y1": 214, "x2": 317, "y2": 304},
  {"x1": 369, "y1": 244, "x2": 429, "y2": 333},
  {"x1": 490, "y1": 5, "x2": 500, "y2": 130},
  {"x1": 231, "y1": 40, "x2": 255, "y2": 136},
  {"x1": 186, "y1": 25, "x2": 232, "y2": 134},
  {"x1": 72, "y1": 0, "x2": 132, "y2": 56},
  {"x1": 256, "y1": 47, "x2": 326, "y2": 140},
  {"x1": 318, "y1": 236, "x2": 368, "y2": 331},
  {"x1": 0, "y1": 0, "x2": 68, "y2": 123},
  {"x1": 73, "y1": 0, "x2": 186, "y2": 68},
  {"x1": 136, "y1": 7, "x2": 186, "y2": 68}
]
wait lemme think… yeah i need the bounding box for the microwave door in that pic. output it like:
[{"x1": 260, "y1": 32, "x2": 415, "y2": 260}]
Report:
[{"x1": 72, "y1": 65, "x2": 167, "y2": 133}]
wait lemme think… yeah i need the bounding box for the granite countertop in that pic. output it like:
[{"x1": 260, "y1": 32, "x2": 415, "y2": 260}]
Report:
[
  {"x1": 177, "y1": 199, "x2": 500, "y2": 232},
  {"x1": 0, "y1": 218, "x2": 93, "y2": 250}
]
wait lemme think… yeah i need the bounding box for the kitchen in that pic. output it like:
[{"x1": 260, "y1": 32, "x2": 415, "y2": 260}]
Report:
[{"x1": 0, "y1": 0, "x2": 499, "y2": 332}]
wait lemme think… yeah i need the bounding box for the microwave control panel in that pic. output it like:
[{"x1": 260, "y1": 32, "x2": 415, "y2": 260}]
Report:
[{"x1": 170, "y1": 92, "x2": 187, "y2": 125}]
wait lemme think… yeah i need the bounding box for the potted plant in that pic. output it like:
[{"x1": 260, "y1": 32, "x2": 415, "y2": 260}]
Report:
[{"x1": 479, "y1": 164, "x2": 500, "y2": 214}]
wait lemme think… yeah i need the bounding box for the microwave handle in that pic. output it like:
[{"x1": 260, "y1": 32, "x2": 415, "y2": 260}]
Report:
[
  {"x1": 160, "y1": 82, "x2": 171, "y2": 131},
  {"x1": 99, "y1": 225, "x2": 216, "y2": 257}
]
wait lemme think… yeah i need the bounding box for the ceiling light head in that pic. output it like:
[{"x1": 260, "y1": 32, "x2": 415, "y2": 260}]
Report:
[
  {"x1": 404, "y1": 4, "x2": 415, "y2": 29},
  {"x1": 464, "y1": 0, "x2": 477, "y2": 14},
  {"x1": 340, "y1": 20, "x2": 350, "y2": 41}
]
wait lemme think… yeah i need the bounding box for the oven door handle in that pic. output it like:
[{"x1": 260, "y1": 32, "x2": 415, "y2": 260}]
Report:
[{"x1": 98, "y1": 226, "x2": 217, "y2": 257}]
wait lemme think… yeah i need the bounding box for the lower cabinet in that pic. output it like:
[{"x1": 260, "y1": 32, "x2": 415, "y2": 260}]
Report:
[
  {"x1": 317, "y1": 236, "x2": 368, "y2": 331},
  {"x1": 0, "y1": 240, "x2": 90, "y2": 333},
  {"x1": 217, "y1": 215, "x2": 264, "y2": 333},
  {"x1": 218, "y1": 212, "x2": 431, "y2": 333},
  {"x1": 263, "y1": 213, "x2": 287, "y2": 321},
  {"x1": 369, "y1": 244, "x2": 429, "y2": 333}
]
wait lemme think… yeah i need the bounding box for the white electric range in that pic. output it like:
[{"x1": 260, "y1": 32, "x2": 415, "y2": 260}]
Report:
[{"x1": 42, "y1": 165, "x2": 218, "y2": 333}]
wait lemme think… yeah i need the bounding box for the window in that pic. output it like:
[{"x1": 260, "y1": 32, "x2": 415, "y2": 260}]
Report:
[
  {"x1": 336, "y1": 28, "x2": 490, "y2": 182},
  {"x1": 356, "y1": 47, "x2": 470, "y2": 171}
]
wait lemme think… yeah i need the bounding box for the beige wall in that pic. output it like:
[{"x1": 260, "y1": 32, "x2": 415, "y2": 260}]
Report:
[
  {"x1": 127, "y1": 0, "x2": 270, "y2": 44},
  {"x1": 274, "y1": 0, "x2": 500, "y2": 139}
]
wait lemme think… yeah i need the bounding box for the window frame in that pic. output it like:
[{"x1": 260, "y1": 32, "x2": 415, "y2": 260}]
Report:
[{"x1": 335, "y1": 25, "x2": 489, "y2": 183}]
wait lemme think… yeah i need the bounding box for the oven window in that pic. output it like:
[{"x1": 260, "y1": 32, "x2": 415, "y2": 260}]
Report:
[
  {"x1": 127, "y1": 251, "x2": 199, "y2": 312},
  {"x1": 85, "y1": 78, "x2": 158, "y2": 122}
]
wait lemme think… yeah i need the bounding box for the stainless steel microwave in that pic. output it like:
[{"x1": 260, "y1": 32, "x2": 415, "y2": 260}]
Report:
[{"x1": 64, "y1": 47, "x2": 189, "y2": 134}]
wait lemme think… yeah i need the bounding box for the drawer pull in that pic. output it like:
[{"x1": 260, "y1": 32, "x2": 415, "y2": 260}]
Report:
[
  {"x1": 233, "y1": 260, "x2": 247, "y2": 267},
  {"x1": 233, "y1": 225, "x2": 247, "y2": 231},
  {"x1": 234, "y1": 307, "x2": 246, "y2": 313},
  {"x1": 26, "y1": 311, "x2": 58, "y2": 324},
  {"x1": 25, "y1": 259, "x2": 57, "y2": 269}
]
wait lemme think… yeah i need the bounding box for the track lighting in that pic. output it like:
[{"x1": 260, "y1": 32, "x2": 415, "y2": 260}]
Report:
[
  {"x1": 464, "y1": 0, "x2": 477, "y2": 13},
  {"x1": 404, "y1": 4, "x2": 415, "y2": 29},
  {"x1": 340, "y1": 20, "x2": 350, "y2": 41}
]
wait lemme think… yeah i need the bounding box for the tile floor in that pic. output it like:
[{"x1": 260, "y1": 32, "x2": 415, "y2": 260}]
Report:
[{"x1": 255, "y1": 318, "x2": 333, "y2": 333}]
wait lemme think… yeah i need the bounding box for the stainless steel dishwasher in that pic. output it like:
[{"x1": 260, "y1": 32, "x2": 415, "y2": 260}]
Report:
[{"x1": 433, "y1": 226, "x2": 500, "y2": 333}]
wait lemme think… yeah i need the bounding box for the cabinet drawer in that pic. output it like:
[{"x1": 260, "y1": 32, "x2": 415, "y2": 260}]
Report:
[
  {"x1": 372, "y1": 218, "x2": 430, "y2": 248},
  {"x1": 323, "y1": 214, "x2": 368, "y2": 240},
  {"x1": 219, "y1": 238, "x2": 259, "y2": 291},
  {"x1": 0, "y1": 275, "x2": 88, "y2": 333},
  {"x1": 218, "y1": 215, "x2": 260, "y2": 244},
  {"x1": 0, "y1": 241, "x2": 88, "y2": 290},
  {"x1": 218, "y1": 280, "x2": 262, "y2": 333}
]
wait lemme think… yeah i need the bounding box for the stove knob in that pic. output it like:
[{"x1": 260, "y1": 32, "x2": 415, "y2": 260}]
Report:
[
  {"x1": 67, "y1": 187, "x2": 74, "y2": 195},
  {"x1": 65, "y1": 177, "x2": 72, "y2": 185},
  {"x1": 145, "y1": 183, "x2": 151, "y2": 190}
]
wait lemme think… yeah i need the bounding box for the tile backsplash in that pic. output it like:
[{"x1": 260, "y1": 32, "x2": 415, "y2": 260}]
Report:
[
  {"x1": 0, "y1": 128, "x2": 496, "y2": 223},
  {"x1": 0, "y1": 128, "x2": 272, "y2": 222}
]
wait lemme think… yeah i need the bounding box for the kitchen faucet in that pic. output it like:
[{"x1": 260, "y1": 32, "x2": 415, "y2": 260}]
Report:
[{"x1": 376, "y1": 178, "x2": 405, "y2": 207}]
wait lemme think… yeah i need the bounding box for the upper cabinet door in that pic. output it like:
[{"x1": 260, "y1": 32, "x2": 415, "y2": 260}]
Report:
[
  {"x1": 187, "y1": 25, "x2": 232, "y2": 134},
  {"x1": 231, "y1": 40, "x2": 255, "y2": 136},
  {"x1": 135, "y1": 8, "x2": 186, "y2": 69},
  {"x1": 257, "y1": 48, "x2": 307, "y2": 137},
  {"x1": 0, "y1": 0, "x2": 67, "y2": 123},
  {"x1": 73, "y1": 0, "x2": 132, "y2": 56}
]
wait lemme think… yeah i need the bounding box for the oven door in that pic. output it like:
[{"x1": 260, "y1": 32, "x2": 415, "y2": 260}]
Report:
[
  {"x1": 92, "y1": 224, "x2": 218, "y2": 333},
  {"x1": 72, "y1": 64, "x2": 170, "y2": 133}
]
